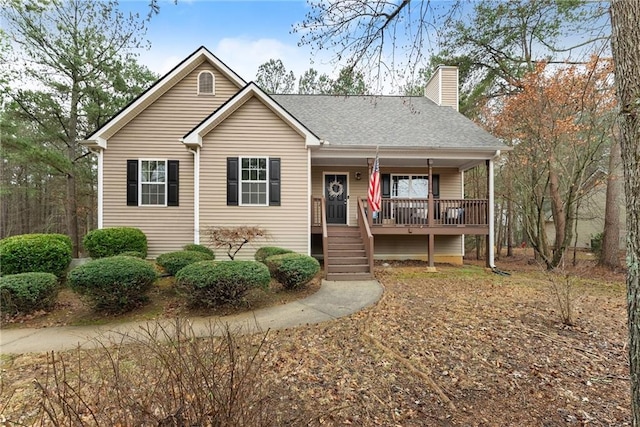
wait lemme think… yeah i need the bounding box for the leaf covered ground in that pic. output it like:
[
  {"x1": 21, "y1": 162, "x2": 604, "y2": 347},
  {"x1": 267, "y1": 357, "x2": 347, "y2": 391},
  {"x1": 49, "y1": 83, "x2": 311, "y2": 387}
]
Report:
[{"x1": 0, "y1": 254, "x2": 630, "y2": 426}]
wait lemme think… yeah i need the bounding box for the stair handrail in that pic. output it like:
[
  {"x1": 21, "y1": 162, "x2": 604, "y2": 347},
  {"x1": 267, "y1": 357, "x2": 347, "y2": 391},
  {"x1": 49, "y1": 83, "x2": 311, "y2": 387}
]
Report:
[
  {"x1": 321, "y1": 197, "x2": 328, "y2": 278},
  {"x1": 357, "y1": 198, "x2": 374, "y2": 277}
]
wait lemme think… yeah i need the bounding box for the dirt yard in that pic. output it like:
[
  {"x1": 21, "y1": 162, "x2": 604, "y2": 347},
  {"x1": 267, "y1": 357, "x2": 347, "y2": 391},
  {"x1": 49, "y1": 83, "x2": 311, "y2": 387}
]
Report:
[{"x1": 0, "y1": 253, "x2": 631, "y2": 426}]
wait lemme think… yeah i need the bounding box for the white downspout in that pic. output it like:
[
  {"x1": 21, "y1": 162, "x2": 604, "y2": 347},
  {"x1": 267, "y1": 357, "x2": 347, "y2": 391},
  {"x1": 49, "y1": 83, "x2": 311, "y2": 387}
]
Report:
[
  {"x1": 97, "y1": 149, "x2": 103, "y2": 229},
  {"x1": 188, "y1": 147, "x2": 200, "y2": 244}
]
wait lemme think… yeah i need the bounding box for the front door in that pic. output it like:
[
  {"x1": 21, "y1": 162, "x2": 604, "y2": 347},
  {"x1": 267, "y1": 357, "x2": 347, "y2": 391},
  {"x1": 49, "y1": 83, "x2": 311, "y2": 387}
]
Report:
[{"x1": 325, "y1": 174, "x2": 348, "y2": 224}]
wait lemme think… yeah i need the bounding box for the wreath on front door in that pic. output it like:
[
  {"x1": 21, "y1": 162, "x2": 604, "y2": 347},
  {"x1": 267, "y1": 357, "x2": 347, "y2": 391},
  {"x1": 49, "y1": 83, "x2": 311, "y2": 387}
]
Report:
[{"x1": 327, "y1": 179, "x2": 344, "y2": 198}]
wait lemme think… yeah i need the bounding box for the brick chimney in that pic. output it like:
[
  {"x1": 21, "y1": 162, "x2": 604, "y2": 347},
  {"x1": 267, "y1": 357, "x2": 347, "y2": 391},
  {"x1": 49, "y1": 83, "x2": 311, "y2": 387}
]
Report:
[{"x1": 424, "y1": 65, "x2": 459, "y2": 111}]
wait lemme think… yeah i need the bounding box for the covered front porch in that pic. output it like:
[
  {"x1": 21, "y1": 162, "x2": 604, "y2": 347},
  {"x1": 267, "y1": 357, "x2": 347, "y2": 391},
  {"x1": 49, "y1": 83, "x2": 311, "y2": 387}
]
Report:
[{"x1": 308, "y1": 148, "x2": 498, "y2": 278}]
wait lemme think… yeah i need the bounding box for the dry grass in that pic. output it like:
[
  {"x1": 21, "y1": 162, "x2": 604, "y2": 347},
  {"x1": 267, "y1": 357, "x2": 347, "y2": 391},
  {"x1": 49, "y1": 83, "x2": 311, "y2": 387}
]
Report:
[{"x1": 1, "y1": 256, "x2": 630, "y2": 426}]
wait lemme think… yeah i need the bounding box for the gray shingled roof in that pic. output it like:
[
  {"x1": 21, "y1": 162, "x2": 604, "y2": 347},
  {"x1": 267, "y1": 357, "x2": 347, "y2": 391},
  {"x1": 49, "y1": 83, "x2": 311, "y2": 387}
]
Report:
[{"x1": 271, "y1": 95, "x2": 503, "y2": 149}]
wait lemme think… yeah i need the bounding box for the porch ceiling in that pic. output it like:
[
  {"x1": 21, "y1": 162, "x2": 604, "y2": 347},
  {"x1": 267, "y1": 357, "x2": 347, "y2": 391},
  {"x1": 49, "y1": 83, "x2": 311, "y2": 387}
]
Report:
[{"x1": 311, "y1": 149, "x2": 498, "y2": 170}]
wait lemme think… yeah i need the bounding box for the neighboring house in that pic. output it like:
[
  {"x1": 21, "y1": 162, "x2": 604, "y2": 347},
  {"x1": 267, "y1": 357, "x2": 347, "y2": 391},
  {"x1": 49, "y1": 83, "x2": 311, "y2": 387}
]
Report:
[
  {"x1": 83, "y1": 47, "x2": 509, "y2": 280},
  {"x1": 544, "y1": 186, "x2": 626, "y2": 250}
]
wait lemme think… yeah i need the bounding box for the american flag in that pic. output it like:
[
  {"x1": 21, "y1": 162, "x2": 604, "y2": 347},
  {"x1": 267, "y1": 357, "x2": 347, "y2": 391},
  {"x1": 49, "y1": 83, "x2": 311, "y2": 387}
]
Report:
[{"x1": 368, "y1": 153, "x2": 381, "y2": 213}]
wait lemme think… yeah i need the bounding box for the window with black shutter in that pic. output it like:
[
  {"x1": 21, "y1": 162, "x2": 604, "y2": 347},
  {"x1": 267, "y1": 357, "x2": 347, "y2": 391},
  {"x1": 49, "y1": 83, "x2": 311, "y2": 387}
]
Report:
[
  {"x1": 227, "y1": 156, "x2": 281, "y2": 206},
  {"x1": 126, "y1": 159, "x2": 179, "y2": 206}
]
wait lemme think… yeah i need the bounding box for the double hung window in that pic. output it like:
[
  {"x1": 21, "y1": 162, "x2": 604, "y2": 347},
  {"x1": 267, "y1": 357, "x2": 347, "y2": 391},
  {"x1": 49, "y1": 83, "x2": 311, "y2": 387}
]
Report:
[
  {"x1": 391, "y1": 175, "x2": 429, "y2": 198},
  {"x1": 141, "y1": 160, "x2": 166, "y2": 205},
  {"x1": 240, "y1": 157, "x2": 268, "y2": 205}
]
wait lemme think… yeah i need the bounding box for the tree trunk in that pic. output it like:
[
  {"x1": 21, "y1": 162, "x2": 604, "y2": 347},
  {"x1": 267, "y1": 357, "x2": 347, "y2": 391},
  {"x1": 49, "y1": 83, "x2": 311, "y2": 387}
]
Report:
[
  {"x1": 600, "y1": 133, "x2": 622, "y2": 269},
  {"x1": 496, "y1": 197, "x2": 504, "y2": 259},
  {"x1": 67, "y1": 81, "x2": 81, "y2": 257},
  {"x1": 610, "y1": 1, "x2": 640, "y2": 424},
  {"x1": 507, "y1": 196, "x2": 514, "y2": 257}
]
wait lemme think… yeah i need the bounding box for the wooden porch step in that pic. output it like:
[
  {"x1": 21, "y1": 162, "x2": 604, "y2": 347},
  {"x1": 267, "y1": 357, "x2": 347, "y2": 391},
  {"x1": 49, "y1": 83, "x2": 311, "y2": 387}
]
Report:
[
  {"x1": 328, "y1": 243, "x2": 365, "y2": 251},
  {"x1": 326, "y1": 272, "x2": 374, "y2": 281},
  {"x1": 327, "y1": 236, "x2": 363, "y2": 244},
  {"x1": 328, "y1": 256, "x2": 368, "y2": 265},
  {"x1": 327, "y1": 228, "x2": 360, "y2": 237},
  {"x1": 327, "y1": 249, "x2": 366, "y2": 257},
  {"x1": 327, "y1": 264, "x2": 370, "y2": 273}
]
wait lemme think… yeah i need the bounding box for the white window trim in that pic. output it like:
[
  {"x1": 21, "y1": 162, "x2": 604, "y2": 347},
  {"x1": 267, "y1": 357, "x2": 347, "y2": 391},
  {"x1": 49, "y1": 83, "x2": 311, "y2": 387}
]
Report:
[
  {"x1": 390, "y1": 174, "x2": 429, "y2": 199},
  {"x1": 239, "y1": 156, "x2": 269, "y2": 207},
  {"x1": 197, "y1": 70, "x2": 215, "y2": 96},
  {"x1": 139, "y1": 159, "x2": 168, "y2": 207}
]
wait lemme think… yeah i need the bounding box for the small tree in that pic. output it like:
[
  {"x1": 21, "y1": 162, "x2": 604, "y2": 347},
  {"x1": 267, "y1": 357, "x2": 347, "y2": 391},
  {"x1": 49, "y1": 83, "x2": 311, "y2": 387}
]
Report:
[{"x1": 206, "y1": 226, "x2": 267, "y2": 260}]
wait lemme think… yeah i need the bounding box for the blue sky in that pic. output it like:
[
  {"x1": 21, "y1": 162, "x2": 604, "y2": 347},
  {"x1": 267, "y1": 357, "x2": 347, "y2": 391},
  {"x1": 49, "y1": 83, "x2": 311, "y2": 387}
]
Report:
[{"x1": 120, "y1": 0, "x2": 335, "y2": 83}]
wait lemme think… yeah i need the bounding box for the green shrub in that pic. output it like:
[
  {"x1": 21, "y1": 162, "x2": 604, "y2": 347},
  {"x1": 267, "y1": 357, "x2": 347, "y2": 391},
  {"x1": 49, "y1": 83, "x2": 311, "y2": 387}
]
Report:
[
  {"x1": 83, "y1": 227, "x2": 147, "y2": 259},
  {"x1": 182, "y1": 244, "x2": 215, "y2": 258},
  {"x1": 176, "y1": 261, "x2": 270, "y2": 307},
  {"x1": 267, "y1": 253, "x2": 320, "y2": 290},
  {"x1": 156, "y1": 250, "x2": 214, "y2": 276},
  {"x1": 118, "y1": 251, "x2": 145, "y2": 259},
  {"x1": 0, "y1": 272, "x2": 59, "y2": 314},
  {"x1": 68, "y1": 256, "x2": 157, "y2": 313},
  {"x1": 254, "y1": 246, "x2": 293, "y2": 264},
  {"x1": 0, "y1": 233, "x2": 72, "y2": 277}
]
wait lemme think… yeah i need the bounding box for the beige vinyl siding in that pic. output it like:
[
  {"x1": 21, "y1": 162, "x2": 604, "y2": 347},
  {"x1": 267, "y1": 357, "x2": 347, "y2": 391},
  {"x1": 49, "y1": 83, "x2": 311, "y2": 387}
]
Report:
[
  {"x1": 103, "y1": 63, "x2": 240, "y2": 258},
  {"x1": 374, "y1": 235, "x2": 462, "y2": 262},
  {"x1": 439, "y1": 67, "x2": 458, "y2": 110},
  {"x1": 199, "y1": 96, "x2": 308, "y2": 260},
  {"x1": 424, "y1": 81, "x2": 439, "y2": 105},
  {"x1": 424, "y1": 66, "x2": 458, "y2": 110}
]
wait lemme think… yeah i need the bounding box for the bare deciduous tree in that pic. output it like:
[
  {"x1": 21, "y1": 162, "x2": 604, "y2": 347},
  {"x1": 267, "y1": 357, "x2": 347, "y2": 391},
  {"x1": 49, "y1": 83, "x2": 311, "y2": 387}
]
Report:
[{"x1": 610, "y1": 1, "x2": 640, "y2": 423}]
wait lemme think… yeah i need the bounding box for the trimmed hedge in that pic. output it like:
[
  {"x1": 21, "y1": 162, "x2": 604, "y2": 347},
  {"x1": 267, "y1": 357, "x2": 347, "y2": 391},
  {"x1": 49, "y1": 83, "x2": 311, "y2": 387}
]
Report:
[
  {"x1": 266, "y1": 253, "x2": 320, "y2": 290},
  {"x1": 254, "y1": 246, "x2": 293, "y2": 264},
  {"x1": 182, "y1": 244, "x2": 215, "y2": 258},
  {"x1": 0, "y1": 272, "x2": 59, "y2": 314},
  {"x1": 0, "y1": 233, "x2": 72, "y2": 277},
  {"x1": 83, "y1": 227, "x2": 148, "y2": 259},
  {"x1": 156, "y1": 250, "x2": 214, "y2": 276},
  {"x1": 176, "y1": 261, "x2": 270, "y2": 307},
  {"x1": 118, "y1": 251, "x2": 145, "y2": 259},
  {"x1": 68, "y1": 256, "x2": 157, "y2": 313}
]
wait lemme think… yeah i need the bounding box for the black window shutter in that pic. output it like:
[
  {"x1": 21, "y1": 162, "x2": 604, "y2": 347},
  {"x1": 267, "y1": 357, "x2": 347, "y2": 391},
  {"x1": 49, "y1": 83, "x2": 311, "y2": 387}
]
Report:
[
  {"x1": 432, "y1": 174, "x2": 440, "y2": 198},
  {"x1": 381, "y1": 174, "x2": 391, "y2": 198},
  {"x1": 227, "y1": 157, "x2": 239, "y2": 206},
  {"x1": 127, "y1": 160, "x2": 138, "y2": 206},
  {"x1": 269, "y1": 158, "x2": 281, "y2": 206},
  {"x1": 167, "y1": 160, "x2": 179, "y2": 206}
]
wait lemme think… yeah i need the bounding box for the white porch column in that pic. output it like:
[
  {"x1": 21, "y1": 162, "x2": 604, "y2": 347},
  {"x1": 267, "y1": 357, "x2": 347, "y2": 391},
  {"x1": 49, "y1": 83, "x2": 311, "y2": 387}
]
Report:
[
  {"x1": 97, "y1": 149, "x2": 103, "y2": 229},
  {"x1": 488, "y1": 157, "x2": 495, "y2": 268}
]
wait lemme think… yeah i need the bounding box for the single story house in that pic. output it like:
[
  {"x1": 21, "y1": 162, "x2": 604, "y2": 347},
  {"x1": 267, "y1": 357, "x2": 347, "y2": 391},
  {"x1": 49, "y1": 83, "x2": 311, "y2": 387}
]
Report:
[{"x1": 83, "y1": 46, "x2": 509, "y2": 280}]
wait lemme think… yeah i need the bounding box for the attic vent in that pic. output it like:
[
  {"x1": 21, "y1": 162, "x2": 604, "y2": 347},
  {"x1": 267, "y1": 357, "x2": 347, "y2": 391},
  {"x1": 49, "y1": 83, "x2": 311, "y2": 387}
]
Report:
[{"x1": 198, "y1": 71, "x2": 215, "y2": 95}]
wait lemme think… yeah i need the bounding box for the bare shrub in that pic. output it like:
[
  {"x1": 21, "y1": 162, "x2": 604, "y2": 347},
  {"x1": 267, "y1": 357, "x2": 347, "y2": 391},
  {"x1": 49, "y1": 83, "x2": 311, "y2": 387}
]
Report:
[
  {"x1": 547, "y1": 269, "x2": 581, "y2": 326},
  {"x1": 30, "y1": 320, "x2": 285, "y2": 426},
  {"x1": 206, "y1": 226, "x2": 267, "y2": 260}
]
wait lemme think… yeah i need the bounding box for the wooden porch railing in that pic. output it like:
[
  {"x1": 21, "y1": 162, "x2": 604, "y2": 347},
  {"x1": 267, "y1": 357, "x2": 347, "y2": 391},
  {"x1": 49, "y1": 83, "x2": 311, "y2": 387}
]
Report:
[
  {"x1": 311, "y1": 196, "x2": 488, "y2": 229},
  {"x1": 357, "y1": 197, "x2": 374, "y2": 276},
  {"x1": 365, "y1": 197, "x2": 489, "y2": 227}
]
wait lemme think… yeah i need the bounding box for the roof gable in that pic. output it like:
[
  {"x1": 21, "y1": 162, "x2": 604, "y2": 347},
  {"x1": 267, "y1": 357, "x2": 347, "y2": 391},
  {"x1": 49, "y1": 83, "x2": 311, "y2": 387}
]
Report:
[
  {"x1": 84, "y1": 46, "x2": 246, "y2": 148},
  {"x1": 182, "y1": 82, "x2": 320, "y2": 148}
]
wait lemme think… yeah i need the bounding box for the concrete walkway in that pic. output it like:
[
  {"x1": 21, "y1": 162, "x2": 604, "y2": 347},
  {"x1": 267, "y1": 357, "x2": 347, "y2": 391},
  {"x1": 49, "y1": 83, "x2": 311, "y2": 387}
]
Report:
[{"x1": 0, "y1": 280, "x2": 383, "y2": 355}]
